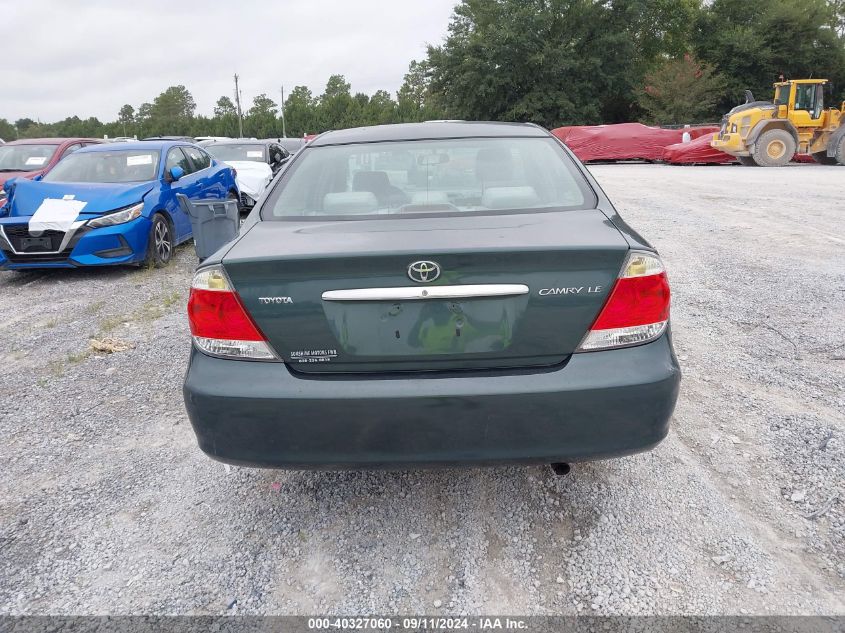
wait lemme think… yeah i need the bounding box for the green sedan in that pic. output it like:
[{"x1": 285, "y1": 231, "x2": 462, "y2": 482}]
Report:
[{"x1": 183, "y1": 121, "x2": 680, "y2": 470}]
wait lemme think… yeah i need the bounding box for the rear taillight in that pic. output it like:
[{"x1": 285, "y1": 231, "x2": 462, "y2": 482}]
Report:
[
  {"x1": 578, "y1": 251, "x2": 670, "y2": 351},
  {"x1": 187, "y1": 266, "x2": 276, "y2": 360}
]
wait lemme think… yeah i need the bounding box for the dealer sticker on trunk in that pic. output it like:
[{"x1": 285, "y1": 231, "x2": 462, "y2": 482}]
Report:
[{"x1": 290, "y1": 349, "x2": 338, "y2": 363}]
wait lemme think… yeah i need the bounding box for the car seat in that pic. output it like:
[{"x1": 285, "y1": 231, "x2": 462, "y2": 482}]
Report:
[{"x1": 352, "y1": 170, "x2": 410, "y2": 207}]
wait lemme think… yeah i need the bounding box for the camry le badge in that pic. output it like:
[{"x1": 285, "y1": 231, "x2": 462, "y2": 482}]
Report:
[{"x1": 407, "y1": 260, "x2": 441, "y2": 283}]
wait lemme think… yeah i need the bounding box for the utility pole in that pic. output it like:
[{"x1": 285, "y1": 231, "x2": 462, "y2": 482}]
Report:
[
  {"x1": 280, "y1": 85, "x2": 287, "y2": 138},
  {"x1": 234, "y1": 73, "x2": 244, "y2": 138}
]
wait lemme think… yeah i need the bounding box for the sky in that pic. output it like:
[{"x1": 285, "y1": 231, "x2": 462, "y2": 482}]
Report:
[{"x1": 1, "y1": 0, "x2": 457, "y2": 123}]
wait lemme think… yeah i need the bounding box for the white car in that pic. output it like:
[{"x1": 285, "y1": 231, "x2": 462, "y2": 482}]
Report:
[{"x1": 205, "y1": 140, "x2": 290, "y2": 212}]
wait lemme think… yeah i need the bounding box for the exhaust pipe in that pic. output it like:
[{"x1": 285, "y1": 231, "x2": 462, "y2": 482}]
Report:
[{"x1": 550, "y1": 462, "x2": 571, "y2": 477}]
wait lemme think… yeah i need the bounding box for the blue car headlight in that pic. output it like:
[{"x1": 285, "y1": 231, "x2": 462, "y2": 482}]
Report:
[{"x1": 87, "y1": 202, "x2": 144, "y2": 228}]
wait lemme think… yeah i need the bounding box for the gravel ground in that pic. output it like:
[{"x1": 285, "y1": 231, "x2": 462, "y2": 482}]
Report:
[{"x1": 0, "y1": 164, "x2": 842, "y2": 616}]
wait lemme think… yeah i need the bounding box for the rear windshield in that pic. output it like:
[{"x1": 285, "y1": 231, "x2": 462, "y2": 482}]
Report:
[
  {"x1": 262, "y1": 137, "x2": 594, "y2": 220},
  {"x1": 43, "y1": 150, "x2": 160, "y2": 183},
  {"x1": 207, "y1": 143, "x2": 266, "y2": 163},
  {"x1": 0, "y1": 144, "x2": 58, "y2": 172}
]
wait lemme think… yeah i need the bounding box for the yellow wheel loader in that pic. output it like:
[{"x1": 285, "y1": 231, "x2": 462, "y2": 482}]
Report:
[{"x1": 711, "y1": 79, "x2": 845, "y2": 166}]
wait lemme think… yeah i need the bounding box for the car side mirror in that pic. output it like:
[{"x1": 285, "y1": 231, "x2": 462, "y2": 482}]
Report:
[
  {"x1": 169, "y1": 166, "x2": 185, "y2": 181},
  {"x1": 3, "y1": 178, "x2": 16, "y2": 192}
]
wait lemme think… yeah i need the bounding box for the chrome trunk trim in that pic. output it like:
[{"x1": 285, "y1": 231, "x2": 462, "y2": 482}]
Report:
[{"x1": 322, "y1": 284, "x2": 530, "y2": 302}]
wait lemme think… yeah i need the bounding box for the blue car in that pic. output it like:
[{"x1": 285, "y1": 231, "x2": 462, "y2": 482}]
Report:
[{"x1": 0, "y1": 141, "x2": 238, "y2": 269}]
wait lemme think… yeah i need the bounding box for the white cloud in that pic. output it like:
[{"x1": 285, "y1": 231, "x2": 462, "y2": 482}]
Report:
[{"x1": 1, "y1": 0, "x2": 455, "y2": 122}]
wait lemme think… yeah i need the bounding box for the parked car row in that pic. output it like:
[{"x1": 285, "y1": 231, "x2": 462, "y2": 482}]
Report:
[
  {"x1": 0, "y1": 141, "x2": 238, "y2": 269},
  {"x1": 0, "y1": 131, "x2": 307, "y2": 271},
  {"x1": 0, "y1": 122, "x2": 680, "y2": 471}
]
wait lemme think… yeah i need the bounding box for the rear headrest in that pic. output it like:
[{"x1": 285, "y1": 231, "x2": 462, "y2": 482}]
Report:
[
  {"x1": 481, "y1": 186, "x2": 540, "y2": 210},
  {"x1": 352, "y1": 170, "x2": 391, "y2": 192},
  {"x1": 323, "y1": 191, "x2": 379, "y2": 214}
]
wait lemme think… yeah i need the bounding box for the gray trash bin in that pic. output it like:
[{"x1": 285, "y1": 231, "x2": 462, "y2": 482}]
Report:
[{"x1": 177, "y1": 194, "x2": 239, "y2": 261}]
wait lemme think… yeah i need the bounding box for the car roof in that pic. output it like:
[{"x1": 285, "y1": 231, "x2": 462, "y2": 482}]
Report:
[
  {"x1": 309, "y1": 121, "x2": 549, "y2": 147},
  {"x1": 76, "y1": 140, "x2": 185, "y2": 152},
  {"x1": 208, "y1": 139, "x2": 268, "y2": 146},
  {"x1": 4, "y1": 137, "x2": 99, "y2": 146}
]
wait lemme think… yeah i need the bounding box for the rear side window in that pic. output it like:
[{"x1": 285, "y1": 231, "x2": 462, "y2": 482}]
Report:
[
  {"x1": 184, "y1": 146, "x2": 211, "y2": 171},
  {"x1": 263, "y1": 137, "x2": 594, "y2": 220},
  {"x1": 166, "y1": 148, "x2": 192, "y2": 174}
]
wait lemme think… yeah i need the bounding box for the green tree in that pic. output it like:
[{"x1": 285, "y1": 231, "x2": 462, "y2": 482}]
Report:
[
  {"x1": 212, "y1": 96, "x2": 239, "y2": 136},
  {"x1": 117, "y1": 104, "x2": 135, "y2": 137},
  {"x1": 694, "y1": 0, "x2": 845, "y2": 110},
  {"x1": 283, "y1": 86, "x2": 318, "y2": 137},
  {"x1": 20, "y1": 123, "x2": 57, "y2": 139},
  {"x1": 318, "y1": 75, "x2": 355, "y2": 130},
  {"x1": 148, "y1": 85, "x2": 196, "y2": 135},
  {"x1": 834, "y1": 0, "x2": 845, "y2": 35},
  {"x1": 397, "y1": 60, "x2": 442, "y2": 121},
  {"x1": 610, "y1": 0, "x2": 700, "y2": 62},
  {"x1": 214, "y1": 96, "x2": 236, "y2": 117},
  {"x1": 426, "y1": 0, "x2": 635, "y2": 127},
  {"x1": 638, "y1": 54, "x2": 726, "y2": 124},
  {"x1": 135, "y1": 103, "x2": 153, "y2": 137},
  {"x1": 364, "y1": 90, "x2": 397, "y2": 125},
  {"x1": 15, "y1": 118, "x2": 36, "y2": 134},
  {"x1": 599, "y1": 0, "x2": 702, "y2": 121},
  {"x1": 245, "y1": 93, "x2": 279, "y2": 138},
  {"x1": 426, "y1": 0, "x2": 700, "y2": 127},
  {"x1": 0, "y1": 118, "x2": 17, "y2": 141}
]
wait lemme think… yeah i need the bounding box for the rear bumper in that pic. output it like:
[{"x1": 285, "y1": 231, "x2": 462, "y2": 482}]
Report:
[{"x1": 183, "y1": 333, "x2": 681, "y2": 469}]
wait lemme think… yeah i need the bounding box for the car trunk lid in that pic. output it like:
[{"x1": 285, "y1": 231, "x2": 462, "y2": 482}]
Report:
[{"x1": 223, "y1": 210, "x2": 629, "y2": 373}]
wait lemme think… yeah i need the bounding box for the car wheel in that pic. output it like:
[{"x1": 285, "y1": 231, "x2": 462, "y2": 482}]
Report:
[
  {"x1": 737, "y1": 156, "x2": 757, "y2": 166},
  {"x1": 811, "y1": 151, "x2": 837, "y2": 165},
  {"x1": 752, "y1": 129, "x2": 796, "y2": 167},
  {"x1": 146, "y1": 213, "x2": 173, "y2": 268},
  {"x1": 835, "y1": 136, "x2": 845, "y2": 166}
]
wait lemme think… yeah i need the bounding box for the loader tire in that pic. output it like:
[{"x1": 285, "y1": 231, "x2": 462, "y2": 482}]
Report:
[
  {"x1": 836, "y1": 136, "x2": 845, "y2": 166},
  {"x1": 811, "y1": 151, "x2": 837, "y2": 165},
  {"x1": 737, "y1": 156, "x2": 758, "y2": 166},
  {"x1": 752, "y1": 129, "x2": 796, "y2": 167}
]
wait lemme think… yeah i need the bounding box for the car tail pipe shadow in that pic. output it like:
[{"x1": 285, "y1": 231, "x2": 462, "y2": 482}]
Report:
[{"x1": 550, "y1": 462, "x2": 571, "y2": 477}]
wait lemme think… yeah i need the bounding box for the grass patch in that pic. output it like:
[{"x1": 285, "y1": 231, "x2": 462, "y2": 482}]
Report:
[
  {"x1": 133, "y1": 290, "x2": 182, "y2": 323},
  {"x1": 44, "y1": 318, "x2": 59, "y2": 329},
  {"x1": 99, "y1": 314, "x2": 125, "y2": 334},
  {"x1": 160, "y1": 290, "x2": 182, "y2": 308},
  {"x1": 91, "y1": 288, "x2": 182, "y2": 341},
  {"x1": 87, "y1": 300, "x2": 106, "y2": 314},
  {"x1": 135, "y1": 262, "x2": 157, "y2": 280},
  {"x1": 67, "y1": 349, "x2": 91, "y2": 364}
]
